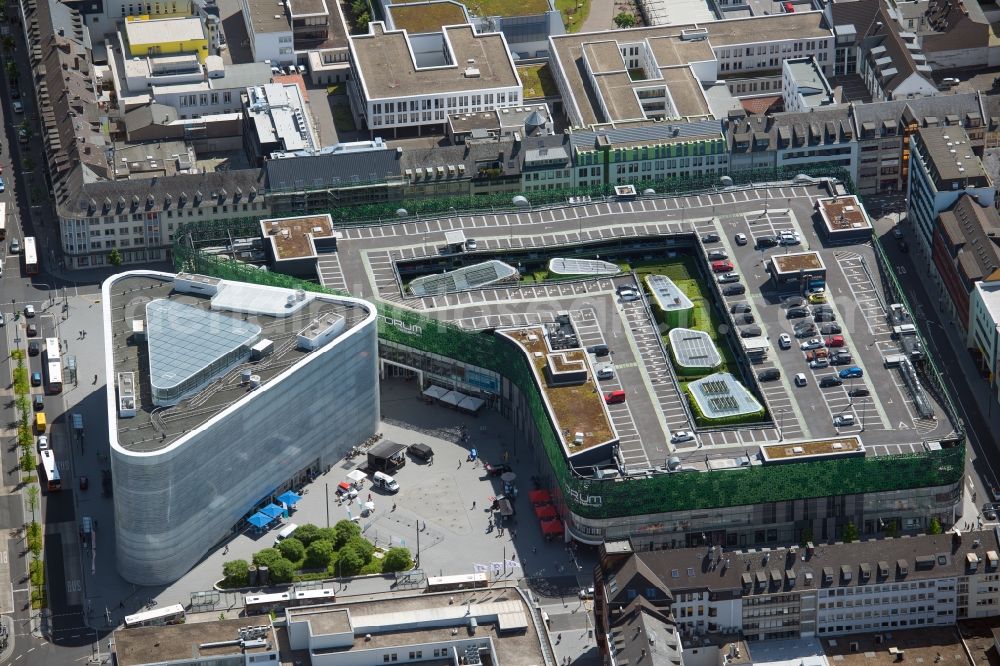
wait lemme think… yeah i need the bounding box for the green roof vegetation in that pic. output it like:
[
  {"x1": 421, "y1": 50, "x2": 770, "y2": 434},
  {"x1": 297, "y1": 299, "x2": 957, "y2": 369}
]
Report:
[
  {"x1": 395, "y1": 0, "x2": 548, "y2": 17},
  {"x1": 388, "y1": 2, "x2": 467, "y2": 33},
  {"x1": 518, "y1": 63, "x2": 559, "y2": 99}
]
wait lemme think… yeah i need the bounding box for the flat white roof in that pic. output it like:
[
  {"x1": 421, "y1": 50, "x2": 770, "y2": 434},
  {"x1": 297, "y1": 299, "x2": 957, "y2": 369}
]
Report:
[
  {"x1": 641, "y1": 0, "x2": 714, "y2": 26},
  {"x1": 974, "y1": 279, "x2": 1000, "y2": 325},
  {"x1": 747, "y1": 638, "x2": 829, "y2": 666},
  {"x1": 126, "y1": 16, "x2": 206, "y2": 47}
]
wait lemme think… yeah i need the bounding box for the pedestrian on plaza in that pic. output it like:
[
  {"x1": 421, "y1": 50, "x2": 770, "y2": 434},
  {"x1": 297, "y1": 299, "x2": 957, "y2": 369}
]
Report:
[
  {"x1": 532, "y1": 546, "x2": 537, "y2": 554},
  {"x1": 93, "y1": 374, "x2": 98, "y2": 384},
  {"x1": 458, "y1": 459, "x2": 462, "y2": 468},
  {"x1": 472, "y1": 500, "x2": 476, "y2": 509}
]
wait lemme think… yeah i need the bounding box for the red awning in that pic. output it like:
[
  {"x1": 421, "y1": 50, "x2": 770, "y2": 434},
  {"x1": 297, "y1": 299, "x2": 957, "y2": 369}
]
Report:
[
  {"x1": 540, "y1": 518, "x2": 564, "y2": 536},
  {"x1": 534, "y1": 504, "x2": 557, "y2": 519},
  {"x1": 528, "y1": 489, "x2": 552, "y2": 505}
]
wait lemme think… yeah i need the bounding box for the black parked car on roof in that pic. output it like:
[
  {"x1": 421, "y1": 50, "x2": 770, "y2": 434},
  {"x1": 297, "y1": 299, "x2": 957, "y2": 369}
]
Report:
[
  {"x1": 757, "y1": 368, "x2": 780, "y2": 382},
  {"x1": 787, "y1": 307, "x2": 810, "y2": 319},
  {"x1": 722, "y1": 284, "x2": 746, "y2": 296}
]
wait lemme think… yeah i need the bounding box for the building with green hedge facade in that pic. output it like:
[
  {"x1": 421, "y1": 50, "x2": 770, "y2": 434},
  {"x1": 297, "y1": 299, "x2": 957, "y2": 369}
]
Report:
[{"x1": 173, "y1": 211, "x2": 965, "y2": 549}]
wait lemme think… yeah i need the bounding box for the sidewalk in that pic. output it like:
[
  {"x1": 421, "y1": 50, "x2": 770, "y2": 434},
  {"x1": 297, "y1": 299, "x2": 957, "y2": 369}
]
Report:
[{"x1": 580, "y1": 0, "x2": 613, "y2": 32}]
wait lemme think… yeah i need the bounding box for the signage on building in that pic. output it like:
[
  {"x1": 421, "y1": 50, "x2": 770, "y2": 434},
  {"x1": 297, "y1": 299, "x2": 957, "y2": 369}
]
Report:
[
  {"x1": 381, "y1": 315, "x2": 422, "y2": 336},
  {"x1": 568, "y1": 488, "x2": 603, "y2": 506}
]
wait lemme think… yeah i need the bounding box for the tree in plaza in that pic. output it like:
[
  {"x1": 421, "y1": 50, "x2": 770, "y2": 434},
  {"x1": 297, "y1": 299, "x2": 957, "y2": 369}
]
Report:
[
  {"x1": 277, "y1": 537, "x2": 305, "y2": 564},
  {"x1": 613, "y1": 12, "x2": 636, "y2": 28},
  {"x1": 928, "y1": 517, "x2": 942, "y2": 535},
  {"x1": 381, "y1": 547, "x2": 412, "y2": 573},
  {"x1": 333, "y1": 519, "x2": 361, "y2": 549},
  {"x1": 252, "y1": 547, "x2": 283, "y2": 569},
  {"x1": 109, "y1": 248, "x2": 122, "y2": 267},
  {"x1": 316, "y1": 527, "x2": 338, "y2": 544},
  {"x1": 336, "y1": 544, "x2": 366, "y2": 576},
  {"x1": 291, "y1": 523, "x2": 321, "y2": 547},
  {"x1": 222, "y1": 560, "x2": 250, "y2": 588},
  {"x1": 344, "y1": 536, "x2": 374, "y2": 564},
  {"x1": 304, "y1": 539, "x2": 335, "y2": 569},
  {"x1": 268, "y1": 557, "x2": 295, "y2": 584}
]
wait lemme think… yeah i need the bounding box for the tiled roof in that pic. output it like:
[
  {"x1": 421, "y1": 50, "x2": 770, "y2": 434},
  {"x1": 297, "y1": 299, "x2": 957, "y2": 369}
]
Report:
[
  {"x1": 604, "y1": 529, "x2": 1000, "y2": 597},
  {"x1": 923, "y1": 0, "x2": 990, "y2": 52},
  {"x1": 740, "y1": 96, "x2": 782, "y2": 116},
  {"x1": 938, "y1": 194, "x2": 1000, "y2": 283},
  {"x1": 829, "y1": 0, "x2": 881, "y2": 43}
]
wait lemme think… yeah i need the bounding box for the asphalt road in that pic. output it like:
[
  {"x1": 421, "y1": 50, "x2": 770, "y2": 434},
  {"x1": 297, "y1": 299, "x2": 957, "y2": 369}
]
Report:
[{"x1": 0, "y1": 13, "x2": 105, "y2": 663}]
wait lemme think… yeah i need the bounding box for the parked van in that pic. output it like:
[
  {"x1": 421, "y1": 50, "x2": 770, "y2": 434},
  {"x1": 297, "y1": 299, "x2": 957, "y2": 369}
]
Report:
[
  {"x1": 373, "y1": 471, "x2": 399, "y2": 493},
  {"x1": 604, "y1": 390, "x2": 626, "y2": 405},
  {"x1": 883, "y1": 353, "x2": 906, "y2": 368},
  {"x1": 35, "y1": 412, "x2": 46, "y2": 433},
  {"x1": 275, "y1": 523, "x2": 298, "y2": 544}
]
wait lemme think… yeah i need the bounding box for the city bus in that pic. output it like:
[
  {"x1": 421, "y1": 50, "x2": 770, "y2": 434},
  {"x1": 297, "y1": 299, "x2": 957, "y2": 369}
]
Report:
[
  {"x1": 426, "y1": 572, "x2": 488, "y2": 592},
  {"x1": 39, "y1": 448, "x2": 60, "y2": 492},
  {"x1": 22, "y1": 236, "x2": 38, "y2": 275},
  {"x1": 0, "y1": 202, "x2": 6, "y2": 240},
  {"x1": 123, "y1": 604, "x2": 186, "y2": 628},
  {"x1": 43, "y1": 337, "x2": 61, "y2": 364},
  {"x1": 45, "y1": 360, "x2": 63, "y2": 395}
]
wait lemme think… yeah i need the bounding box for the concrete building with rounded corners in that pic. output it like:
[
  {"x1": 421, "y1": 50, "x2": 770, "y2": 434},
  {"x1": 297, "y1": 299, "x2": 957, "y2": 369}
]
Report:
[{"x1": 103, "y1": 270, "x2": 379, "y2": 584}]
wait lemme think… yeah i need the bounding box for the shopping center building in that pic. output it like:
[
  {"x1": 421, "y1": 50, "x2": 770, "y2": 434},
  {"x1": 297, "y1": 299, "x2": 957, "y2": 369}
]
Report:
[
  {"x1": 103, "y1": 270, "x2": 379, "y2": 584},
  {"x1": 172, "y1": 181, "x2": 965, "y2": 553}
]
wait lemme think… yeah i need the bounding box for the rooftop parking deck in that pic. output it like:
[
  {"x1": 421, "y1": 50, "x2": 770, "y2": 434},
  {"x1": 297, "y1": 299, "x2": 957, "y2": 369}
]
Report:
[{"x1": 261, "y1": 182, "x2": 958, "y2": 469}]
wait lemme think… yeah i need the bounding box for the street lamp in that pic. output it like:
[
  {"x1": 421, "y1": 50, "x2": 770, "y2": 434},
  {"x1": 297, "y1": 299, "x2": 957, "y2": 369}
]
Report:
[{"x1": 778, "y1": 408, "x2": 788, "y2": 441}]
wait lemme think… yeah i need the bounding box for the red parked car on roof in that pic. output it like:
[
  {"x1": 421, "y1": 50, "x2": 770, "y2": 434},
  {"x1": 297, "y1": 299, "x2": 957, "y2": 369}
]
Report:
[{"x1": 711, "y1": 260, "x2": 734, "y2": 273}]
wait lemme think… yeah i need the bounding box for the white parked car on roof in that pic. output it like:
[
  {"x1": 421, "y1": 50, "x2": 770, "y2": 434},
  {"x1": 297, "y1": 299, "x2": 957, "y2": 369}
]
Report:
[{"x1": 800, "y1": 337, "x2": 823, "y2": 351}]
